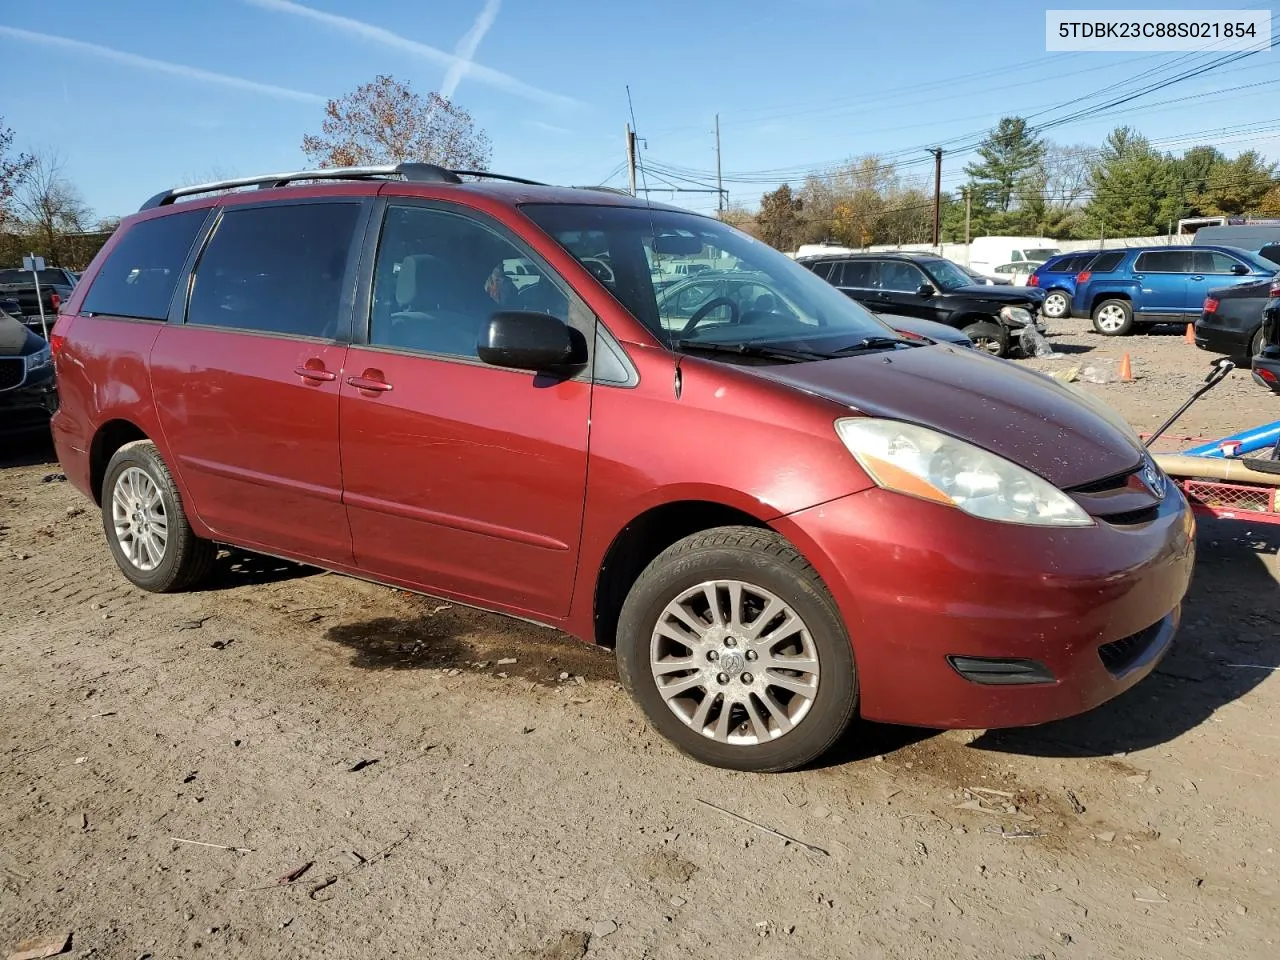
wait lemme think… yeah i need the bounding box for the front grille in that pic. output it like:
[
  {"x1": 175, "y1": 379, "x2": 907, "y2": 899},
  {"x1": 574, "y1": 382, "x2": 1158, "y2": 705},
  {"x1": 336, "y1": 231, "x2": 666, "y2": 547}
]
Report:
[
  {"x1": 1100, "y1": 506, "x2": 1160, "y2": 526},
  {"x1": 1070, "y1": 467, "x2": 1137, "y2": 494},
  {"x1": 0, "y1": 358, "x2": 25, "y2": 391},
  {"x1": 1098, "y1": 619, "x2": 1166, "y2": 676}
]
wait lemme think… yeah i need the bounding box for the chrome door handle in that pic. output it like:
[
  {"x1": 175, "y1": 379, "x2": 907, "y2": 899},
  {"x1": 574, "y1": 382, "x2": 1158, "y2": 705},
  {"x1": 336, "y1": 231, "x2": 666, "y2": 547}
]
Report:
[{"x1": 295, "y1": 366, "x2": 336, "y2": 382}]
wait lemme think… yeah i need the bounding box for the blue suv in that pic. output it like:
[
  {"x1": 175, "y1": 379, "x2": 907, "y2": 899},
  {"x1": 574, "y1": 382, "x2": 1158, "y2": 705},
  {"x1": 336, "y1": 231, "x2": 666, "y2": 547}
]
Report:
[
  {"x1": 1027, "y1": 252, "x2": 1100, "y2": 320},
  {"x1": 1072, "y1": 245, "x2": 1277, "y2": 336}
]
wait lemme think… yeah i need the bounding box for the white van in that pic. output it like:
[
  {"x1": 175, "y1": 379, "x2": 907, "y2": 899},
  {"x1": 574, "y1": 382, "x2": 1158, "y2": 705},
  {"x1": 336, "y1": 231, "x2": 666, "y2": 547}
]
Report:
[{"x1": 968, "y1": 237, "x2": 1061, "y2": 278}]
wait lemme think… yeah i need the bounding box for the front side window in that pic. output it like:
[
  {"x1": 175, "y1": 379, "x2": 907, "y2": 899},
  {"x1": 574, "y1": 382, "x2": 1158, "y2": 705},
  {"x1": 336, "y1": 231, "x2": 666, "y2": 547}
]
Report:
[
  {"x1": 521, "y1": 204, "x2": 887, "y2": 351},
  {"x1": 370, "y1": 204, "x2": 569, "y2": 358},
  {"x1": 880, "y1": 261, "x2": 927, "y2": 293},
  {"x1": 81, "y1": 210, "x2": 208, "y2": 321},
  {"x1": 1197, "y1": 251, "x2": 1244, "y2": 274},
  {"x1": 187, "y1": 202, "x2": 360, "y2": 338}
]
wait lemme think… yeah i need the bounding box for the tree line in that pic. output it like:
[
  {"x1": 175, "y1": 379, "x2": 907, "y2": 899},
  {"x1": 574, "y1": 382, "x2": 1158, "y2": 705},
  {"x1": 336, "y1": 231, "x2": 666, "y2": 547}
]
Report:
[
  {"x1": 0, "y1": 74, "x2": 490, "y2": 271},
  {"x1": 740, "y1": 115, "x2": 1280, "y2": 252}
]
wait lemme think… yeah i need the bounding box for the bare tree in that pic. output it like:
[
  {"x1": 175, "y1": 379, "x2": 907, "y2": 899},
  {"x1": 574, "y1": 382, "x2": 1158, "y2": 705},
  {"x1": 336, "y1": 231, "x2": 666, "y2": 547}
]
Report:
[
  {"x1": 0, "y1": 117, "x2": 35, "y2": 229},
  {"x1": 301, "y1": 75, "x2": 491, "y2": 170},
  {"x1": 13, "y1": 150, "x2": 93, "y2": 265}
]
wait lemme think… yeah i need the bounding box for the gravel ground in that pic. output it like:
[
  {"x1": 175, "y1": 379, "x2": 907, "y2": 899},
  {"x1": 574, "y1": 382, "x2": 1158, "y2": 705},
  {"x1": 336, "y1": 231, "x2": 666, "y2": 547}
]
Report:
[{"x1": 2, "y1": 319, "x2": 1278, "y2": 960}]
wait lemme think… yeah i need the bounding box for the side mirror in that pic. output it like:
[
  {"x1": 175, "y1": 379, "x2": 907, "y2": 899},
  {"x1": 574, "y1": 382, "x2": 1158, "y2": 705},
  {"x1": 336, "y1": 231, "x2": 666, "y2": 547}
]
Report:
[
  {"x1": 1231, "y1": 263, "x2": 1250, "y2": 275},
  {"x1": 917, "y1": 283, "x2": 936, "y2": 297},
  {"x1": 478, "y1": 311, "x2": 575, "y2": 371}
]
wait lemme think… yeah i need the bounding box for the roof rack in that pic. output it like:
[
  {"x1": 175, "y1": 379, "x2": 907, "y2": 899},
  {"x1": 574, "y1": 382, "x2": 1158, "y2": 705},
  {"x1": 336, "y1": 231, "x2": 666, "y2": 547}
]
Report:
[{"x1": 138, "y1": 162, "x2": 548, "y2": 211}]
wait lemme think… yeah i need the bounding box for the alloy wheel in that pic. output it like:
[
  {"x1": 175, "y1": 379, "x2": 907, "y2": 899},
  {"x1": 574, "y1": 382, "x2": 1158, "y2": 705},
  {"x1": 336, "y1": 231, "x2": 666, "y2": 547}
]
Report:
[
  {"x1": 1043, "y1": 292, "x2": 1069, "y2": 319},
  {"x1": 111, "y1": 466, "x2": 169, "y2": 571},
  {"x1": 649, "y1": 580, "x2": 820, "y2": 745},
  {"x1": 1096, "y1": 304, "x2": 1128, "y2": 333}
]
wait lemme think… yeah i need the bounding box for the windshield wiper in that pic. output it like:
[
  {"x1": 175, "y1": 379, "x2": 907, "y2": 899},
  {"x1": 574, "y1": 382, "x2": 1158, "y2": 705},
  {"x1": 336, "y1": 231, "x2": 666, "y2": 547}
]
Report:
[
  {"x1": 831, "y1": 335, "x2": 923, "y2": 354},
  {"x1": 670, "y1": 339, "x2": 828, "y2": 363}
]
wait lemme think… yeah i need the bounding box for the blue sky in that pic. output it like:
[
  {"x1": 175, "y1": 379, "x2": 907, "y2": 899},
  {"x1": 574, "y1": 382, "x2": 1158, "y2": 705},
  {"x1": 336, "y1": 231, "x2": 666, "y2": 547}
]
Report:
[{"x1": 2, "y1": 0, "x2": 1277, "y2": 221}]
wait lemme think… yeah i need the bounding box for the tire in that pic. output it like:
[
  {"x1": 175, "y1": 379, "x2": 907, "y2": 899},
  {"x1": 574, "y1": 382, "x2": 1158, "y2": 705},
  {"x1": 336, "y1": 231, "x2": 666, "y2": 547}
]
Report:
[
  {"x1": 1042, "y1": 289, "x2": 1070, "y2": 320},
  {"x1": 615, "y1": 526, "x2": 857, "y2": 772},
  {"x1": 1250, "y1": 326, "x2": 1265, "y2": 359},
  {"x1": 961, "y1": 321, "x2": 1010, "y2": 357},
  {"x1": 101, "y1": 440, "x2": 216, "y2": 592},
  {"x1": 1092, "y1": 299, "x2": 1133, "y2": 336}
]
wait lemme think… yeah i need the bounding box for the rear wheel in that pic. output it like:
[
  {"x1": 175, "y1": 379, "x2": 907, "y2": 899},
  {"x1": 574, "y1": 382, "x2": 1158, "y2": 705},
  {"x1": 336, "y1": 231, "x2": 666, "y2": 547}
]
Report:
[
  {"x1": 1250, "y1": 326, "x2": 1265, "y2": 358},
  {"x1": 1042, "y1": 290, "x2": 1070, "y2": 319},
  {"x1": 961, "y1": 321, "x2": 1010, "y2": 357},
  {"x1": 101, "y1": 440, "x2": 215, "y2": 592},
  {"x1": 1092, "y1": 299, "x2": 1134, "y2": 336},
  {"x1": 615, "y1": 526, "x2": 857, "y2": 772}
]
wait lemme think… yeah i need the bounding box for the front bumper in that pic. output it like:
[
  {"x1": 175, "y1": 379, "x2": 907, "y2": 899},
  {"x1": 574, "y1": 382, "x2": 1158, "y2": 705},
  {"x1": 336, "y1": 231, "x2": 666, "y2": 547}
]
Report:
[
  {"x1": 773, "y1": 483, "x2": 1195, "y2": 729},
  {"x1": 0, "y1": 366, "x2": 58, "y2": 430}
]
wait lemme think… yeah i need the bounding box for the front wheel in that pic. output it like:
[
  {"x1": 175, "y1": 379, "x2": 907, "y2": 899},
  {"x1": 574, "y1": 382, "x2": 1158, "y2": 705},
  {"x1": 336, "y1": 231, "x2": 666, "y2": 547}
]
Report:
[
  {"x1": 101, "y1": 440, "x2": 216, "y2": 592},
  {"x1": 961, "y1": 321, "x2": 1010, "y2": 357},
  {"x1": 615, "y1": 527, "x2": 857, "y2": 772},
  {"x1": 1041, "y1": 290, "x2": 1070, "y2": 319},
  {"x1": 1092, "y1": 299, "x2": 1134, "y2": 336}
]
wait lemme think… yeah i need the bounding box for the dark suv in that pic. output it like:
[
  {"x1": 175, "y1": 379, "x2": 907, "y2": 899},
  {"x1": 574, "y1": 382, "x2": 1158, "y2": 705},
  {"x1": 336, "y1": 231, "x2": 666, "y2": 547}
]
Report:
[
  {"x1": 50, "y1": 163, "x2": 1193, "y2": 772},
  {"x1": 798, "y1": 252, "x2": 1043, "y2": 356}
]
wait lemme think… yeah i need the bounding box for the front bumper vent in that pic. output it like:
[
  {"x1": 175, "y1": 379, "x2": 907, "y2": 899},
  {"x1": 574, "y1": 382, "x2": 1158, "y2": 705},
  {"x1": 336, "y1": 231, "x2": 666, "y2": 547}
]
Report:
[{"x1": 947, "y1": 656, "x2": 1055, "y2": 686}]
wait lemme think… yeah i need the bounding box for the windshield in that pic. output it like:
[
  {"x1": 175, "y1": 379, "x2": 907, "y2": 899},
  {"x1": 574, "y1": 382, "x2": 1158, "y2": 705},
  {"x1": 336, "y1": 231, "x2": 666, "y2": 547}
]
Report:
[
  {"x1": 521, "y1": 204, "x2": 891, "y2": 352},
  {"x1": 922, "y1": 259, "x2": 973, "y2": 291},
  {"x1": 1023, "y1": 248, "x2": 1060, "y2": 262}
]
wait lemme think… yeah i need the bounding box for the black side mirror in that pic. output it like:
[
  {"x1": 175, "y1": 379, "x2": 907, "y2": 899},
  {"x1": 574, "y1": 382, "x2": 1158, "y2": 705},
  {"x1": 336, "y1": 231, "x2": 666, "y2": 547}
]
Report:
[
  {"x1": 1231, "y1": 263, "x2": 1251, "y2": 275},
  {"x1": 478, "y1": 311, "x2": 575, "y2": 371},
  {"x1": 917, "y1": 283, "x2": 936, "y2": 297}
]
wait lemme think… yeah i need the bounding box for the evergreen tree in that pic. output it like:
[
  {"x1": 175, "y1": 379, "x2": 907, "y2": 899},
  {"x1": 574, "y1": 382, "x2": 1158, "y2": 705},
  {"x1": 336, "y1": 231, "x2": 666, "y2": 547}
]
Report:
[{"x1": 963, "y1": 117, "x2": 1046, "y2": 234}]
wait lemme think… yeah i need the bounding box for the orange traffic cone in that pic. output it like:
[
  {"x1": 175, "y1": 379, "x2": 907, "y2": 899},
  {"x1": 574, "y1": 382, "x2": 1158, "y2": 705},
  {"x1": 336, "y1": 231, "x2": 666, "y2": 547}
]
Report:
[
  {"x1": 1119, "y1": 353, "x2": 1133, "y2": 382},
  {"x1": 1185, "y1": 323, "x2": 1195, "y2": 344}
]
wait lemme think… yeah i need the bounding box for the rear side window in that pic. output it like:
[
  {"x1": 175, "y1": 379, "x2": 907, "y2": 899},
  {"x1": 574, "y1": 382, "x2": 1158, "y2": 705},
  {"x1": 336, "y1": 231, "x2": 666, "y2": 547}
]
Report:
[
  {"x1": 81, "y1": 210, "x2": 208, "y2": 320},
  {"x1": 1064, "y1": 254, "x2": 1093, "y2": 273},
  {"x1": 838, "y1": 260, "x2": 878, "y2": 288},
  {"x1": 807, "y1": 260, "x2": 835, "y2": 280},
  {"x1": 1134, "y1": 250, "x2": 1194, "y2": 273},
  {"x1": 188, "y1": 202, "x2": 360, "y2": 339},
  {"x1": 1087, "y1": 251, "x2": 1125, "y2": 273}
]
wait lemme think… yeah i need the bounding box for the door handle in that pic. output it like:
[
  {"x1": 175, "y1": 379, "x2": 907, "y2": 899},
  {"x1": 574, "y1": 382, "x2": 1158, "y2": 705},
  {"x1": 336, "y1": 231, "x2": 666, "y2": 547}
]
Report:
[
  {"x1": 294, "y1": 365, "x2": 336, "y2": 382},
  {"x1": 1189, "y1": 275, "x2": 1204, "y2": 281},
  {"x1": 346, "y1": 375, "x2": 393, "y2": 392}
]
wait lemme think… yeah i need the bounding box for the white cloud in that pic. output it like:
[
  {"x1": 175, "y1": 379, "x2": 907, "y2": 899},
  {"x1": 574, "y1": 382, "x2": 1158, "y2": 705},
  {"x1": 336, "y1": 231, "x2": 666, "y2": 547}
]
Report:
[
  {"x1": 0, "y1": 26, "x2": 326, "y2": 104},
  {"x1": 243, "y1": 0, "x2": 577, "y2": 108},
  {"x1": 441, "y1": 0, "x2": 501, "y2": 101}
]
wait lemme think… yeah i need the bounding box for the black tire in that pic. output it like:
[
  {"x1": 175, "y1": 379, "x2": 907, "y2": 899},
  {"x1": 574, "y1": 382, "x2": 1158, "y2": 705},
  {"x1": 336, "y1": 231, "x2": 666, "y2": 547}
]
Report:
[
  {"x1": 1091, "y1": 299, "x2": 1134, "y2": 336},
  {"x1": 101, "y1": 440, "x2": 215, "y2": 592},
  {"x1": 961, "y1": 321, "x2": 1010, "y2": 357},
  {"x1": 615, "y1": 526, "x2": 857, "y2": 772},
  {"x1": 1250, "y1": 326, "x2": 1265, "y2": 359}
]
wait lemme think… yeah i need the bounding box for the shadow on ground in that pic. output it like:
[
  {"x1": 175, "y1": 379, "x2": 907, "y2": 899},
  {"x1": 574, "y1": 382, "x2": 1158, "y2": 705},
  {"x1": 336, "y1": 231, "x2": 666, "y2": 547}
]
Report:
[
  {"x1": 205, "y1": 548, "x2": 316, "y2": 590},
  {"x1": 0, "y1": 427, "x2": 56, "y2": 469},
  {"x1": 971, "y1": 519, "x2": 1280, "y2": 758},
  {"x1": 322, "y1": 600, "x2": 615, "y2": 686}
]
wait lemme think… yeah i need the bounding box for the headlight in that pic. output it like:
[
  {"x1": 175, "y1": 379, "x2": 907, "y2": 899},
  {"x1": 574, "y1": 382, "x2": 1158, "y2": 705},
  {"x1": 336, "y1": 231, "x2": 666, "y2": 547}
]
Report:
[
  {"x1": 836, "y1": 418, "x2": 1093, "y2": 527},
  {"x1": 999, "y1": 306, "x2": 1033, "y2": 326},
  {"x1": 26, "y1": 346, "x2": 52, "y2": 372}
]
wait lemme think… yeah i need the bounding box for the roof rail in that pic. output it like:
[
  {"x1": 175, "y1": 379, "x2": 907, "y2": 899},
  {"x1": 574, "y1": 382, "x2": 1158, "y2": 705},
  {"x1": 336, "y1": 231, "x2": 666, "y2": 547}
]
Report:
[
  {"x1": 451, "y1": 170, "x2": 546, "y2": 186},
  {"x1": 138, "y1": 162, "x2": 470, "y2": 211},
  {"x1": 574, "y1": 185, "x2": 633, "y2": 196}
]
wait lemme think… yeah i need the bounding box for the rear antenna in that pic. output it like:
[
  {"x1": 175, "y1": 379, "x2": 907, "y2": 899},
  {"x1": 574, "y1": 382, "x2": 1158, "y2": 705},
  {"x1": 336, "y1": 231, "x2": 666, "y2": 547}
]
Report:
[{"x1": 626, "y1": 84, "x2": 682, "y2": 399}]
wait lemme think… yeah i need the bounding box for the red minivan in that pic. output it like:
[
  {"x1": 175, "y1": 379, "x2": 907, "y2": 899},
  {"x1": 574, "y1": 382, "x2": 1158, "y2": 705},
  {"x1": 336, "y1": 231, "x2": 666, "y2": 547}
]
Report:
[{"x1": 50, "y1": 164, "x2": 1195, "y2": 771}]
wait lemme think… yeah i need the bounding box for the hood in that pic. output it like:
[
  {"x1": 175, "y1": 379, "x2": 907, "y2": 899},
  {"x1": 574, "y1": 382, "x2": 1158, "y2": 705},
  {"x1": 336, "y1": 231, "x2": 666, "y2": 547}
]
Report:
[
  {"x1": 754, "y1": 345, "x2": 1143, "y2": 489},
  {"x1": 0, "y1": 312, "x2": 42, "y2": 356},
  {"x1": 877, "y1": 313, "x2": 971, "y2": 347},
  {"x1": 947, "y1": 284, "x2": 1043, "y2": 304}
]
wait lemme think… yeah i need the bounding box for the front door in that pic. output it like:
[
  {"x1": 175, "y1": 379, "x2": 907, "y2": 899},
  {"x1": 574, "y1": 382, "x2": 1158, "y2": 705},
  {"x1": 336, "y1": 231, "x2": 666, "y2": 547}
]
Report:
[
  {"x1": 150, "y1": 199, "x2": 365, "y2": 565},
  {"x1": 1133, "y1": 250, "x2": 1192, "y2": 318},
  {"x1": 338, "y1": 201, "x2": 591, "y2": 619},
  {"x1": 875, "y1": 260, "x2": 931, "y2": 320}
]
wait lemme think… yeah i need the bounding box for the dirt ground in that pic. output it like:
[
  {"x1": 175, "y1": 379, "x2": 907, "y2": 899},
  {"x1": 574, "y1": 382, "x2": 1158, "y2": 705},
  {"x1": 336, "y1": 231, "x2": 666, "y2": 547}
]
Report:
[{"x1": 2, "y1": 316, "x2": 1278, "y2": 960}]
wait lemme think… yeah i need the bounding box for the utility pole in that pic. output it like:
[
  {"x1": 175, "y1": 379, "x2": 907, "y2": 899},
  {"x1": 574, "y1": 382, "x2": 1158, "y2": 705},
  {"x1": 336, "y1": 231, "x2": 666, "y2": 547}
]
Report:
[
  {"x1": 963, "y1": 188, "x2": 971, "y2": 257},
  {"x1": 715, "y1": 113, "x2": 724, "y2": 214},
  {"x1": 931, "y1": 147, "x2": 943, "y2": 250},
  {"x1": 626, "y1": 123, "x2": 637, "y2": 197}
]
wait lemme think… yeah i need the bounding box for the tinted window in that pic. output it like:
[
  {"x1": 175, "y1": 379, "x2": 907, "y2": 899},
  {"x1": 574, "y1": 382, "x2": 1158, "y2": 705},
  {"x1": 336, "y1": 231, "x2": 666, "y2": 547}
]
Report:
[
  {"x1": 880, "y1": 261, "x2": 926, "y2": 292},
  {"x1": 1260, "y1": 243, "x2": 1280, "y2": 267},
  {"x1": 1196, "y1": 251, "x2": 1244, "y2": 274},
  {"x1": 370, "y1": 204, "x2": 568, "y2": 358},
  {"x1": 1089, "y1": 251, "x2": 1125, "y2": 273},
  {"x1": 81, "y1": 210, "x2": 207, "y2": 320},
  {"x1": 807, "y1": 260, "x2": 835, "y2": 280},
  {"x1": 0, "y1": 268, "x2": 72, "y2": 286},
  {"x1": 839, "y1": 260, "x2": 878, "y2": 288},
  {"x1": 1134, "y1": 250, "x2": 1193, "y2": 273},
  {"x1": 1065, "y1": 254, "x2": 1093, "y2": 273},
  {"x1": 188, "y1": 203, "x2": 359, "y2": 338}
]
